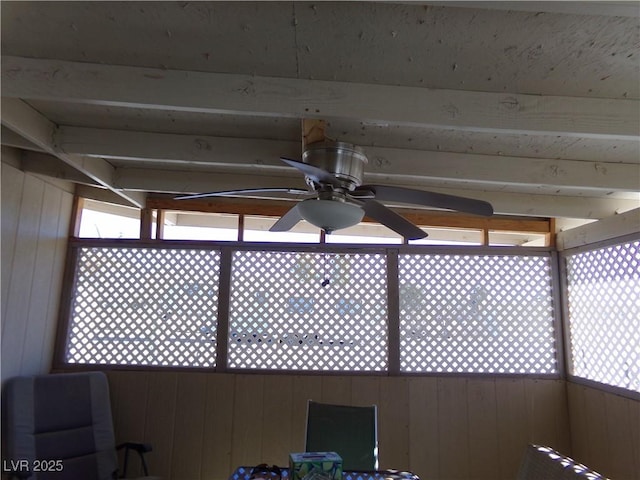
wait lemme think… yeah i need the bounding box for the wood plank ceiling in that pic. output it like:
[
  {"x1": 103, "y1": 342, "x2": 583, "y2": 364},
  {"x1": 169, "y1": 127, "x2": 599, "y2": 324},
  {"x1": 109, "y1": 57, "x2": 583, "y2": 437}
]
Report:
[{"x1": 1, "y1": 1, "x2": 639, "y2": 230}]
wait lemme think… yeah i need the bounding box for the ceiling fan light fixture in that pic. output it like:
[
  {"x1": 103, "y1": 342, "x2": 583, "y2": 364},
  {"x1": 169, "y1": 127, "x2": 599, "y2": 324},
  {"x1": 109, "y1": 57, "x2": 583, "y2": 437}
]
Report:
[{"x1": 297, "y1": 199, "x2": 364, "y2": 233}]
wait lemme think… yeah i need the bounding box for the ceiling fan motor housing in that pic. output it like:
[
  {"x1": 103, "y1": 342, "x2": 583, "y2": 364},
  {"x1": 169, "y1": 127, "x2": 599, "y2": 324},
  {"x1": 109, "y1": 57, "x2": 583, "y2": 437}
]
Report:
[{"x1": 302, "y1": 141, "x2": 368, "y2": 189}]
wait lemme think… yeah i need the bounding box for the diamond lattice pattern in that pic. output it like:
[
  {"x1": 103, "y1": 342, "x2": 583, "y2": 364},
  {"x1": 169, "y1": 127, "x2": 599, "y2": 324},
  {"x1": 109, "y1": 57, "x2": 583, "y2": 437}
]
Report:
[
  {"x1": 566, "y1": 241, "x2": 640, "y2": 392},
  {"x1": 399, "y1": 254, "x2": 557, "y2": 373},
  {"x1": 228, "y1": 251, "x2": 388, "y2": 371},
  {"x1": 67, "y1": 247, "x2": 221, "y2": 367}
]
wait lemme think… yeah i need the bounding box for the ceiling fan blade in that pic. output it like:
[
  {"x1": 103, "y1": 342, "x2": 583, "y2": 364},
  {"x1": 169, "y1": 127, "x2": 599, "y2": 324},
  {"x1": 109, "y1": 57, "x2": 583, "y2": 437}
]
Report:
[
  {"x1": 362, "y1": 200, "x2": 427, "y2": 240},
  {"x1": 356, "y1": 185, "x2": 494, "y2": 216},
  {"x1": 280, "y1": 157, "x2": 341, "y2": 186},
  {"x1": 175, "y1": 187, "x2": 310, "y2": 200},
  {"x1": 270, "y1": 204, "x2": 304, "y2": 232}
]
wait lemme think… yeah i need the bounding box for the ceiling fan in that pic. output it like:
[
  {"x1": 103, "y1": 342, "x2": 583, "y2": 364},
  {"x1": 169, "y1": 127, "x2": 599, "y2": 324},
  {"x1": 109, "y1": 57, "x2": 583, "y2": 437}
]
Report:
[{"x1": 176, "y1": 140, "x2": 493, "y2": 240}]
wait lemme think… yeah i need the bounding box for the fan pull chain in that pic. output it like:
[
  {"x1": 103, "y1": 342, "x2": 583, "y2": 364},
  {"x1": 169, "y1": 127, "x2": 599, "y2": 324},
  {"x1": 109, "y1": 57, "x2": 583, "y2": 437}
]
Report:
[{"x1": 321, "y1": 253, "x2": 330, "y2": 287}]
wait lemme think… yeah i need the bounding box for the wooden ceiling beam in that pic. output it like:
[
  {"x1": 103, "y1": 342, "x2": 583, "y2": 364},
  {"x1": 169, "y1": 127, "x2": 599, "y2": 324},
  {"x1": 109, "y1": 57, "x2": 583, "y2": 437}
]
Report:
[
  {"x1": 1, "y1": 98, "x2": 146, "y2": 208},
  {"x1": 3, "y1": 56, "x2": 638, "y2": 141},
  {"x1": 425, "y1": 1, "x2": 640, "y2": 17},
  {"x1": 56, "y1": 126, "x2": 299, "y2": 167},
  {"x1": 557, "y1": 208, "x2": 640, "y2": 250},
  {"x1": 1, "y1": 125, "x2": 44, "y2": 152},
  {"x1": 21, "y1": 151, "x2": 98, "y2": 185},
  {"x1": 57, "y1": 126, "x2": 640, "y2": 193},
  {"x1": 120, "y1": 166, "x2": 638, "y2": 219}
]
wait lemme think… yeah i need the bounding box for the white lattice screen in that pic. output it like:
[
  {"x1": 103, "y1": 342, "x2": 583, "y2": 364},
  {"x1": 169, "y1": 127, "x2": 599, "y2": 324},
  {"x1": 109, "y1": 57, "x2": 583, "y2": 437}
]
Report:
[
  {"x1": 67, "y1": 247, "x2": 221, "y2": 367},
  {"x1": 399, "y1": 254, "x2": 557, "y2": 373},
  {"x1": 227, "y1": 250, "x2": 388, "y2": 371},
  {"x1": 64, "y1": 244, "x2": 562, "y2": 374},
  {"x1": 566, "y1": 240, "x2": 640, "y2": 392}
]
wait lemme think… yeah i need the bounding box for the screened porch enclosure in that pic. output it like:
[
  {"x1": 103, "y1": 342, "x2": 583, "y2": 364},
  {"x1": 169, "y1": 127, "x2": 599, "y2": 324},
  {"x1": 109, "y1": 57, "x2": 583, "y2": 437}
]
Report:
[
  {"x1": 2, "y1": 163, "x2": 638, "y2": 480},
  {"x1": 59, "y1": 242, "x2": 563, "y2": 377},
  {"x1": 51, "y1": 231, "x2": 639, "y2": 480}
]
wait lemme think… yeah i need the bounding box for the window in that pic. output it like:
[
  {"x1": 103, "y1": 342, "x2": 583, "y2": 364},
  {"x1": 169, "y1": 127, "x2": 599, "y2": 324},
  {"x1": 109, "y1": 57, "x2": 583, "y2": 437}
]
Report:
[
  {"x1": 66, "y1": 246, "x2": 221, "y2": 367},
  {"x1": 162, "y1": 211, "x2": 239, "y2": 241},
  {"x1": 243, "y1": 215, "x2": 320, "y2": 243},
  {"x1": 409, "y1": 227, "x2": 482, "y2": 246},
  {"x1": 227, "y1": 250, "x2": 388, "y2": 371},
  {"x1": 565, "y1": 240, "x2": 639, "y2": 393},
  {"x1": 399, "y1": 252, "x2": 558, "y2": 374},
  {"x1": 78, "y1": 200, "x2": 140, "y2": 239},
  {"x1": 325, "y1": 222, "x2": 403, "y2": 244}
]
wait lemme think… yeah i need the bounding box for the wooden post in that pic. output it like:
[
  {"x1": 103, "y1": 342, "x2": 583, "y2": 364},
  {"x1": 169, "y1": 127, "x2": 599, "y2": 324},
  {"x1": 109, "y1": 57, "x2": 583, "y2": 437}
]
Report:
[
  {"x1": 140, "y1": 207, "x2": 153, "y2": 240},
  {"x1": 482, "y1": 226, "x2": 490, "y2": 246},
  {"x1": 68, "y1": 194, "x2": 85, "y2": 238},
  {"x1": 155, "y1": 209, "x2": 165, "y2": 240},
  {"x1": 238, "y1": 214, "x2": 245, "y2": 242},
  {"x1": 545, "y1": 218, "x2": 556, "y2": 248}
]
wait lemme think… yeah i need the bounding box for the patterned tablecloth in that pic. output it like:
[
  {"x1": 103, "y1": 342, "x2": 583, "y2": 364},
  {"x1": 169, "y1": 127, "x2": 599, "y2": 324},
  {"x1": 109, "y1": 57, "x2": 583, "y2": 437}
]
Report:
[{"x1": 229, "y1": 466, "x2": 420, "y2": 480}]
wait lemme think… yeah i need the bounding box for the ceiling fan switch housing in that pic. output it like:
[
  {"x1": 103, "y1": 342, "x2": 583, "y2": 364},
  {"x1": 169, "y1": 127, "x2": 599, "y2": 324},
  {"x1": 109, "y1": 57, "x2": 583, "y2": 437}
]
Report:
[{"x1": 302, "y1": 141, "x2": 368, "y2": 188}]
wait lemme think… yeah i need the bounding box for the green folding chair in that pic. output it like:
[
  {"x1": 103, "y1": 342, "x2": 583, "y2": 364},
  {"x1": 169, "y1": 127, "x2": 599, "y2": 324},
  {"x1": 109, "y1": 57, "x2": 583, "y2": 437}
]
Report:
[{"x1": 305, "y1": 400, "x2": 378, "y2": 470}]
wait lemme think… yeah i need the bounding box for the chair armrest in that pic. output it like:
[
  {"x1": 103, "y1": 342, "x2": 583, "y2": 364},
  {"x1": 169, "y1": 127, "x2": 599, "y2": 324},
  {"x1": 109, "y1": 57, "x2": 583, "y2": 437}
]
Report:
[
  {"x1": 116, "y1": 442, "x2": 152, "y2": 477},
  {"x1": 117, "y1": 442, "x2": 153, "y2": 454}
]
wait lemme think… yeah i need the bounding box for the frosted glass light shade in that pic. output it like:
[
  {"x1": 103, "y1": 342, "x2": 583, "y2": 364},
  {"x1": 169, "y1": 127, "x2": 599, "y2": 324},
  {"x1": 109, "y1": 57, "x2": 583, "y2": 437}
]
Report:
[{"x1": 297, "y1": 199, "x2": 364, "y2": 233}]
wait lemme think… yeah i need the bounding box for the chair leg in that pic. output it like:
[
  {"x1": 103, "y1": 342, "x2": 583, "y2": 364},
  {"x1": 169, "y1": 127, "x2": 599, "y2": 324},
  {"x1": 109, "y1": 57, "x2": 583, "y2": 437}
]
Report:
[
  {"x1": 122, "y1": 448, "x2": 130, "y2": 479},
  {"x1": 138, "y1": 450, "x2": 149, "y2": 476}
]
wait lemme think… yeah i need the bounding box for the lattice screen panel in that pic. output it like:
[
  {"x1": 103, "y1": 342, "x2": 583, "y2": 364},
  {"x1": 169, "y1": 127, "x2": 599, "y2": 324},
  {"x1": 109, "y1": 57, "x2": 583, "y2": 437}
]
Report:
[
  {"x1": 566, "y1": 241, "x2": 640, "y2": 392},
  {"x1": 228, "y1": 250, "x2": 388, "y2": 371},
  {"x1": 399, "y1": 254, "x2": 557, "y2": 373},
  {"x1": 67, "y1": 247, "x2": 221, "y2": 367}
]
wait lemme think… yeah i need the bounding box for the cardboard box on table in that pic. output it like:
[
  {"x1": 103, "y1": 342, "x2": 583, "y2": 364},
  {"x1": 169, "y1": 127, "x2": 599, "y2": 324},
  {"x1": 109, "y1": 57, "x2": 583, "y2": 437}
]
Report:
[{"x1": 289, "y1": 452, "x2": 343, "y2": 480}]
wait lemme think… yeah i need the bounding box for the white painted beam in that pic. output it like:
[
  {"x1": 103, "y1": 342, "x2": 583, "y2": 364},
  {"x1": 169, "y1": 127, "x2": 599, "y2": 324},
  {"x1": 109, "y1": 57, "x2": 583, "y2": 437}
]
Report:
[
  {"x1": 1, "y1": 125, "x2": 43, "y2": 152},
  {"x1": 114, "y1": 166, "x2": 639, "y2": 219},
  {"x1": 1, "y1": 98, "x2": 146, "y2": 208},
  {"x1": 57, "y1": 127, "x2": 640, "y2": 193},
  {"x1": 114, "y1": 167, "x2": 308, "y2": 195},
  {"x1": 21, "y1": 151, "x2": 98, "y2": 185},
  {"x1": 57, "y1": 127, "x2": 300, "y2": 167},
  {"x1": 75, "y1": 185, "x2": 140, "y2": 209},
  {"x1": 425, "y1": 2, "x2": 640, "y2": 17},
  {"x1": 366, "y1": 146, "x2": 640, "y2": 193},
  {"x1": 557, "y1": 208, "x2": 640, "y2": 250},
  {"x1": 1, "y1": 145, "x2": 22, "y2": 168},
  {"x1": 3, "y1": 56, "x2": 638, "y2": 141}
]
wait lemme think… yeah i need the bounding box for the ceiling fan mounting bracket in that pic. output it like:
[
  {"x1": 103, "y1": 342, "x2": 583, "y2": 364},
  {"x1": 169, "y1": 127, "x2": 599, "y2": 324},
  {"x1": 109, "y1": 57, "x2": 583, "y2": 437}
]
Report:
[{"x1": 302, "y1": 141, "x2": 368, "y2": 190}]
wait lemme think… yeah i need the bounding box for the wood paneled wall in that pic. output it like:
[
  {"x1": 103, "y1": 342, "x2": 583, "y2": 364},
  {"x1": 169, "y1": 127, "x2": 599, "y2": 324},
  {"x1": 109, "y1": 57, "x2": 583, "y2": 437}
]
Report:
[
  {"x1": 567, "y1": 382, "x2": 640, "y2": 480},
  {"x1": 1, "y1": 159, "x2": 73, "y2": 385},
  {"x1": 106, "y1": 370, "x2": 570, "y2": 480}
]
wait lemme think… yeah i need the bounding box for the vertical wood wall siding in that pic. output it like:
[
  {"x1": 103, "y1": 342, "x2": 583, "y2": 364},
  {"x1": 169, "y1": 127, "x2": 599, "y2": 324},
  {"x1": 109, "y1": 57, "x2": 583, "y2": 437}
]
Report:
[
  {"x1": 567, "y1": 382, "x2": 640, "y2": 480},
  {"x1": 0, "y1": 161, "x2": 73, "y2": 385},
  {"x1": 106, "y1": 371, "x2": 571, "y2": 480}
]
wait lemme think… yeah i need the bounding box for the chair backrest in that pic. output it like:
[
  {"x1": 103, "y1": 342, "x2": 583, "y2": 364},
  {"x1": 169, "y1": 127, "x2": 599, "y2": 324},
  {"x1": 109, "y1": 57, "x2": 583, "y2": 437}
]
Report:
[
  {"x1": 3, "y1": 372, "x2": 118, "y2": 480},
  {"x1": 517, "y1": 444, "x2": 608, "y2": 480},
  {"x1": 305, "y1": 400, "x2": 378, "y2": 470}
]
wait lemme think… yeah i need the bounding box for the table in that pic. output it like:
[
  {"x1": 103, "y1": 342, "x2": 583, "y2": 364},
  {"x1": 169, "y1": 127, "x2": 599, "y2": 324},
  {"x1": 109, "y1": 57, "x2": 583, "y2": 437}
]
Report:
[{"x1": 229, "y1": 466, "x2": 420, "y2": 480}]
